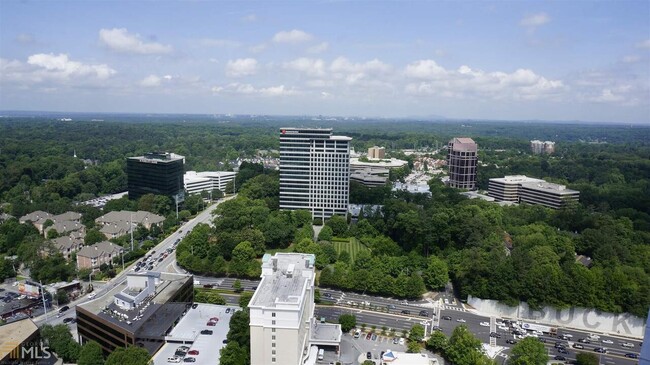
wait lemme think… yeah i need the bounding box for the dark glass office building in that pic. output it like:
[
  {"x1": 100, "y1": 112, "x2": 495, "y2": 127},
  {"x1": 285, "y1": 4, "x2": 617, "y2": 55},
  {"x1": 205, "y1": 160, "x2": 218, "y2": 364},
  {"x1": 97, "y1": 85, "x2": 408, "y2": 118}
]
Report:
[
  {"x1": 127, "y1": 152, "x2": 185, "y2": 201},
  {"x1": 447, "y1": 137, "x2": 478, "y2": 190}
]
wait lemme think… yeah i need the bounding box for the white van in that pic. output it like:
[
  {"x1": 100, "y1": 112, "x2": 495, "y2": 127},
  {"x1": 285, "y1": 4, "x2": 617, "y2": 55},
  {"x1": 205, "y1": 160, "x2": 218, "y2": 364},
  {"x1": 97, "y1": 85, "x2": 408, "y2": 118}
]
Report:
[{"x1": 317, "y1": 348, "x2": 324, "y2": 360}]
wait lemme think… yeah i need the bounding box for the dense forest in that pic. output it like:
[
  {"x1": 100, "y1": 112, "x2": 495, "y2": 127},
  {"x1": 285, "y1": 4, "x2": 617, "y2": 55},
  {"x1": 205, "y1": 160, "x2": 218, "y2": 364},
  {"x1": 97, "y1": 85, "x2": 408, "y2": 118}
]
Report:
[{"x1": 0, "y1": 116, "x2": 649, "y2": 317}]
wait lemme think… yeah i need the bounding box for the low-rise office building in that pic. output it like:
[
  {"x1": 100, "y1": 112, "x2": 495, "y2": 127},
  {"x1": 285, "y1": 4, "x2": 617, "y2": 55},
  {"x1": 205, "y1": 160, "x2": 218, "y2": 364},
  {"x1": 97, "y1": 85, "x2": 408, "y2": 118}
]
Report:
[
  {"x1": 0, "y1": 319, "x2": 42, "y2": 364},
  {"x1": 519, "y1": 181, "x2": 580, "y2": 209},
  {"x1": 183, "y1": 171, "x2": 236, "y2": 195},
  {"x1": 76, "y1": 241, "x2": 124, "y2": 270},
  {"x1": 76, "y1": 271, "x2": 193, "y2": 356},
  {"x1": 249, "y1": 253, "x2": 341, "y2": 365},
  {"x1": 350, "y1": 167, "x2": 389, "y2": 187},
  {"x1": 488, "y1": 175, "x2": 545, "y2": 202}
]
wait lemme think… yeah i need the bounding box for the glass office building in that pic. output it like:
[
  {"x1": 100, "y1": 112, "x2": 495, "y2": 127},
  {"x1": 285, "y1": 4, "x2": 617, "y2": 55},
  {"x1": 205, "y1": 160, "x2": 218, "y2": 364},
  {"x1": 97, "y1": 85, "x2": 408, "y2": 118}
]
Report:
[{"x1": 127, "y1": 152, "x2": 185, "y2": 201}]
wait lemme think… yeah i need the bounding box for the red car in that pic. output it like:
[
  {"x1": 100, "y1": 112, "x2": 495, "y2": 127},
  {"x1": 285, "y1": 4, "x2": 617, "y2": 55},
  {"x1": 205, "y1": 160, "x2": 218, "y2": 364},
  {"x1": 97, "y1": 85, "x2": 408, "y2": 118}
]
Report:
[
  {"x1": 188, "y1": 350, "x2": 199, "y2": 355},
  {"x1": 207, "y1": 321, "x2": 216, "y2": 326},
  {"x1": 365, "y1": 333, "x2": 372, "y2": 340}
]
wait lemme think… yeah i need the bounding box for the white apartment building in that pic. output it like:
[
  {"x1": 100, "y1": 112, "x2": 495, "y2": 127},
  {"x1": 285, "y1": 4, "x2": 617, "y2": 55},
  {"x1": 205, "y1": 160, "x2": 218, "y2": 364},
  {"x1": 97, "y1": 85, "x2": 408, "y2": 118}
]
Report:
[
  {"x1": 488, "y1": 175, "x2": 544, "y2": 202},
  {"x1": 279, "y1": 128, "x2": 351, "y2": 219},
  {"x1": 248, "y1": 253, "x2": 316, "y2": 365},
  {"x1": 183, "y1": 171, "x2": 236, "y2": 195},
  {"x1": 530, "y1": 140, "x2": 556, "y2": 155}
]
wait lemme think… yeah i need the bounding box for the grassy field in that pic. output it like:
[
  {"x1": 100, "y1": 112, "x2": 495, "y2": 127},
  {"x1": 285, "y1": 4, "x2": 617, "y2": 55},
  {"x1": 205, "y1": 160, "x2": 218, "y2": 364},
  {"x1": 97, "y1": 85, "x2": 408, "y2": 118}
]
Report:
[{"x1": 332, "y1": 237, "x2": 369, "y2": 262}]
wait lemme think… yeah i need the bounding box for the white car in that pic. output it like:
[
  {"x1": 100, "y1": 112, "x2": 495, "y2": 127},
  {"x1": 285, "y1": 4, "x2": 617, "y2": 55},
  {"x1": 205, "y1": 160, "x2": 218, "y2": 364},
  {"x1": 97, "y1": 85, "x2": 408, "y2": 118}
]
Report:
[
  {"x1": 621, "y1": 342, "x2": 634, "y2": 348},
  {"x1": 479, "y1": 322, "x2": 490, "y2": 327},
  {"x1": 456, "y1": 318, "x2": 466, "y2": 323},
  {"x1": 398, "y1": 337, "x2": 405, "y2": 345},
  {"x1": 589, "y1": 334, "x2": 600, "y2": 340},
  {"x1": 87, "y1": 293, "x2": 96, "y2": 299},
  {"x1": 601, "y1": 339, "x2": 613, "y2": 344},
  {"x1": 167, "y1": 356, "x2": 181, "y2": 363}
]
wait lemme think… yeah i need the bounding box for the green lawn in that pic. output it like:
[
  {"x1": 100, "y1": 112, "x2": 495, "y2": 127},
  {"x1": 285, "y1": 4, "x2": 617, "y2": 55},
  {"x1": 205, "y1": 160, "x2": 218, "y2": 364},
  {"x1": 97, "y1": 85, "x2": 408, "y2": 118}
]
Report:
[{"x1": 332, "y1": 237, "x2": 369, "y2": 262}]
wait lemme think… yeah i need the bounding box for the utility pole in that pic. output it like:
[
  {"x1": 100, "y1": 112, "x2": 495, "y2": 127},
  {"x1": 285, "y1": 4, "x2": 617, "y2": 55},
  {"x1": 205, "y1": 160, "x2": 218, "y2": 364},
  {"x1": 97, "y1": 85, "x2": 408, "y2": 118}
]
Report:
[
  {"x1": 39, "y1": 281, "x2": 48, "y2": 321},
  {"x1": 130, "y1": 213, "x2": 134, "y2": 251}
]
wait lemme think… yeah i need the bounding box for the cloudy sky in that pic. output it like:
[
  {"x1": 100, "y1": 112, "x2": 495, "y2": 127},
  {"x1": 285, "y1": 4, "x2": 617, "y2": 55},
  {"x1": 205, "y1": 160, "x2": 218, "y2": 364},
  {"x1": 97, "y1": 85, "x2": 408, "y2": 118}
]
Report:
[{"x1": 1, "y1": 1, "x2": 648, "y2": 123}]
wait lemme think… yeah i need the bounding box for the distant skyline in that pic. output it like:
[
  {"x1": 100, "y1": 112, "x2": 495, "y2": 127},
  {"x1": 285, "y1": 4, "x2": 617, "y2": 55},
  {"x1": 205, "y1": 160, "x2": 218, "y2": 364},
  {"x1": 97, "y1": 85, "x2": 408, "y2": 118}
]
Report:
[{"x1": 0, "y1": 1, "x2": 648, "y2": 124}]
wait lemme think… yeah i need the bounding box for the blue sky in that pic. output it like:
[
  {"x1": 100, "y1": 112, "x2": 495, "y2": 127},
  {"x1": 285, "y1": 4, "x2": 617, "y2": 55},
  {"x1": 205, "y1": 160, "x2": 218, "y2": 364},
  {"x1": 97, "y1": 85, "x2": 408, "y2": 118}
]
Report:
[{"x1": 1, "y1": 0, "x2": 648, "y2": 123}]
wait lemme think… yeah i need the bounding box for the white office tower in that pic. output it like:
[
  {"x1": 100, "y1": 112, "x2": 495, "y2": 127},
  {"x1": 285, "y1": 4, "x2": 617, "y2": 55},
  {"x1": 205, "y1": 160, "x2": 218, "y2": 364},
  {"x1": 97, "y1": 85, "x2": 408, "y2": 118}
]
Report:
[
  {"x1": 279, "y1": 128, "x2": 351, "y2": 219},
  {"x1": 249, "y1": 253, "x2": 316, "y2": 365}
]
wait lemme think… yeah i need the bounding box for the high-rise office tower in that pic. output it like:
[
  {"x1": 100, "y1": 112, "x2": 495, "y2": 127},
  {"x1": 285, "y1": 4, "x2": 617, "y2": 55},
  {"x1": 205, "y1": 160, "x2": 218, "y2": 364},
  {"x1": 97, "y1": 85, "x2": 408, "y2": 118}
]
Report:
[
  {"x1": 127, "y1": 152, "x2": 185, "y2": 201},
  {"x1": 447, "y1": 137, "x2": 478, "y2": 190},
  {"x1": 279, "y1": 128, "x2": 351, "y2": 219}
]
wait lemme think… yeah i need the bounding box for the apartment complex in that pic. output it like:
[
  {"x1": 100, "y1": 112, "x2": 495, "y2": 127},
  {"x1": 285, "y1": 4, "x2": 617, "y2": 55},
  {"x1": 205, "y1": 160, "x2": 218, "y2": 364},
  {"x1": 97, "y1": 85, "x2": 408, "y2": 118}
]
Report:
[
  {"x1": 76, "y1": 271, "x2": 193, "y2": 355},
  {"x1": 447, "y1": 137, "x2": 478, "y2": 190},
  {"x1": 127, "y1": 152, "x2": 185, "y2": 201},
  {"x1": 249, "y1": 253, "x2": 341, "y2": 365},
  {"x1": 279, "y1": 128, "x2": 351, "y2": 219},
  {"x1": 76, "y1": 241, "x2": 124, "y2": 269},
  {"x1": 367, "y1": 146, "x2": 385, "y2": 159},
  {"x1": 95, "y1": 210, "x2": 164, "y2": 239},
  {"x1": 488, "y1": 175, "x2": 580, "y2": 209},
  {"x1": 183, "y1": 170, "x2": 236, "y2": 195},
  {"x1": 530, "y1": 140, "x2": 555, "y2": 155}
]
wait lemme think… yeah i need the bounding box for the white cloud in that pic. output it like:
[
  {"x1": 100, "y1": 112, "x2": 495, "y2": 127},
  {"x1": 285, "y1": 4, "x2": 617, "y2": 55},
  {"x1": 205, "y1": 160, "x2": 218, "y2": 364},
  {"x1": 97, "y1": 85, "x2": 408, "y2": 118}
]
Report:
[
  {"x1": 589, "y1": 89, "x2": 625, "y2": 103},
  {"x1": 272, "y1": 29, "x2": 313, "y2": 44},
  {"x1": 27, "y1": 53, "x2": 116, "y2": 80},
  {"x1": 520, "y1": 13, "x2": 551, "y2": 31},
  {"x1": 284, "y1": 58, "x2": 326, "y2": 77},
  {"x1": 212, "y1": 82, "x2": 298, "y2": 96},
  {"x1": 307, "y1": 42, "x2": 329, "y2": 54},
  {"x1": 226, "y1": 58, "x2": 258, "y2": 77},
  {"x1": 99, "y1": 28, "x2": 172, "y2": 54},
  {"x1": 636, "y1": 39, "x2": 650, "y2": 49},
  {"x1": 404, "y1": 60, "x2": 447, "y2": 79},
  {"x1": 140, "y1": 75, "x2": 162, "y2": 87}
]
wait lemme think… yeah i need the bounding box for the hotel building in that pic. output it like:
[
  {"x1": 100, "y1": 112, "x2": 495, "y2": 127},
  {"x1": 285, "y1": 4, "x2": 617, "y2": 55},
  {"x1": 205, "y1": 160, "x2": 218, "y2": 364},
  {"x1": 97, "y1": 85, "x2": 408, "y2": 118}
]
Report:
[{"x1": 279, "y1": 128, "x2": 351, "y2": 219}]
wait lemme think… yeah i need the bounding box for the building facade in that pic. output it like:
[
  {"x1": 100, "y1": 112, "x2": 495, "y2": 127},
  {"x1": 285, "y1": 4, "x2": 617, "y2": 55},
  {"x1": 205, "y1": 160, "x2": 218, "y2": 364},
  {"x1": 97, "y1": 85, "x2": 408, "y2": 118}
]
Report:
[
  {"x1": 367, "y1": 146, "x2": 385, "y2": 159},
  {"x1": 488, "y1": 175, "x2": 545, "y2": 202},
  {"x1": 184, "y1": 171, "x2": 236, "y2": 195},
  {"x1": 127, "y1": 152, "x2": 185, "y2": 201},
  {"x1": 447, "y1": 137, "x2": 478, "y2": 190},
  {"x1": 249, "y1": 254, "x2": 316, "y2": 365},
  {"x1": 530, "y1": 140, "x2": 555, "y2": 155},
  {"x1": 279, "y1": 128, "x2": 351, "y2": 219},
  {"x1": 76, "y1": 241, "x2": 124, "y2": 269},
  {"x1": 519, "y1": 181, "x2": 580, "y2": 209}
]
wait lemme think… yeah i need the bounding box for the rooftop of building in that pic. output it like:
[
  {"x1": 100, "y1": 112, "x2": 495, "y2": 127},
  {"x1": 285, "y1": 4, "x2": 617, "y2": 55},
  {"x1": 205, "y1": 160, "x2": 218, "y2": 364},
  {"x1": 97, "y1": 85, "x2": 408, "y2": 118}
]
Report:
[
  {"x1": 96, "y1": 210, "x2": 165, "y2": 225},
  {"x1": 128, "y1": 152, "x2": 185, "y2": 163},
  {"x1": 78, "y1": 271, "x2": 192, "y2": 334},
  {"x1": 51, "y1": 235, "x2": 84, "y2": 251},
  {"x1": 76, "y1": 241, "x2": 123, "y2": 259},
  {"x1": 19, "y1": 210, "x2": 52, "y2": 224},
  {"x1": 45, "y1": 220, "x2": 84, "y2": 235},
  {"x1": 381, "y1": 350, "x2": 438, "y2": 365},
  {"x1": 350, "y1": 158, "x2": 408, "y2": 169},
  {"x1": 249, "y1": 253, "x2": 315, "y2": 309},
  {"x1": 0, "y1": 318, "x2": 39, "y2": 359},
  {"x1": 489, "y1": 175, "x2": 546, "y2": 184},
  {"x1": 519, "y1": 181, "x2": 579, "y2": 194},
  {"x1": 151, "y1": 304, "x2": 239, "y2": 365},
  {"x1": 449, "y1": 137, "x2": 478, "y2": 152},
  {"x1": 52, "y1": 211, "x2": 82, "y2": 222}
]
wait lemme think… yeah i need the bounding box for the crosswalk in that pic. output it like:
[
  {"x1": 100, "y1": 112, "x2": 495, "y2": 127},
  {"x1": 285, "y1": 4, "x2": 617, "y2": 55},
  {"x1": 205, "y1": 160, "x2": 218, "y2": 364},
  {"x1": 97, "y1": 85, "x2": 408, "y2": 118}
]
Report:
[{"x1": 442, "y1": 305, "x2": 467, "y2": 312}]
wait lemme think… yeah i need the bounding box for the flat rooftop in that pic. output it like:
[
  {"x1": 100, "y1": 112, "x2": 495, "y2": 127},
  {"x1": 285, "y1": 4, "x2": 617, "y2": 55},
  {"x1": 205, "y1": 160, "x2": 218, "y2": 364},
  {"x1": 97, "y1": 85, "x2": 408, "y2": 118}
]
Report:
[
  {"x1": 381, "y1": 350, "x2": 438, "y2": 365},
  {"x1": 151, "y1": 304, "x2": 240, "y2": 365},
  {"x1": 78, "y1": 271, "x2": 192, "y2": 333},
  {"x1": 520, "y1": 181, "x2": 579, "y2": 195},
  {"x1": 0, "y1": 318, "x2": 38, "y2": 359},
  {"x1": 249, "y1": 253, "x2": 315, "y2": 309},
  {"x1": 128, "y1": 152, "x2": 184, "y2": 163},
  {"x1": 489, "y1": 175, "x2": 545, "y2": 184}
]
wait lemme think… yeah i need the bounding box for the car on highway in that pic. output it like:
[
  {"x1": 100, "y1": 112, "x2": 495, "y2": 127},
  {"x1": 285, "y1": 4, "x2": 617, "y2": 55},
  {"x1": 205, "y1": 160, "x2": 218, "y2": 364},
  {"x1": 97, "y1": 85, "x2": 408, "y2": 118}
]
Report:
[
  {"x1": 387, "y1": 304, "x2": 396, "y2": 310},
  {"x1": 506, "y1": 339, "x2": 517, "y2": 344},
  {"x1": 601, "y1": 339, "x2": 613, "y2": 344},
  {"x1": 557, "y1": 347, "x2": 568, "y2": 354},
  {"x1": 400, "y1": 310, "x2": 410, "y2": 315},
  {"x1": 87, "y1": 292, "x2": 96, "y2": 299},
  {"x1": 203, "y1": 284, "x2": 214, "y2": 289},
  {"x1": 323, "y1": 293, "x2": 332, "y2": 298},
  {"x1": 456, "y1": 318, "x2": 466, "y2": 323},
  {"x1": 167, "y1": 356, "x2": 181, "y2": 363},
  {"x1": 554, "y1": 356, "x2": 566, "y2": 361},
  {"x1": 593, "y1": 347, "x2": 607, "y2": 353},
  {"x1": 588, "y1": 334, "x2": 600, "y2": 340},
  {"x1": 621, "y1": 342, "x2": 634, "y2": 348},
  {"x1": 572, "y1": 343, "x2": 584, "y2": 349},
  {"x1": 578, "y1": 338, "x2": 590, "y2": 343},
  {"x1": 442, "y1": 315, "x2": 452, "y2": 320},
  {"x1": 479, "y1": 322, "x2": 489, "y2": 327},
  {"x1": 624, "y1": 353, "x2": 639, "y2": 358},
  {"x1": 489, "y1": 332, "x2": 501, "y2": 338},
  {"x1": 418, "y1": 310, "x2": 429, "y2": 317},
  {"x1": 199, "y1": 330, "x2": 213, "y2": 335}
]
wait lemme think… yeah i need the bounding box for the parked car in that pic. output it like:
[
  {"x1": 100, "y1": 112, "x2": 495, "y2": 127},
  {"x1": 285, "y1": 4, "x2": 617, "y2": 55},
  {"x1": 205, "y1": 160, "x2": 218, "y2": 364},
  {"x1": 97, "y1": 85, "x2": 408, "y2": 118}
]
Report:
[
  {"x1": 225, "y1": 308, "x2": 231, "y2": 314},
  {"x1": 365, "y1": 333, "x2": 372, "y2": 340},
  {"x1": 191, "y1": 303, "x2": 198, "y2": 309},
  {"x1": 62, "y1": 317, "x2": 74, "y2": 324},
  {"x1": 398, "y1": 338, "x2": 405, "y2": 345},
  {"x1": 392, "y1": 337, "x2": 399, "y2": 344},
  {"x1": 167, "y1": 356, "x2": 181, "y2": 363},
  {"x1": 371, "y1": 333, "x2": 377, "y2": 341},
  {"x1": 209, "y1": 317, "x2": 219, "y2": 322},
  {"x1": 200, "y1": 330, "x2": 213, "y2": 335},
  {"x1": 354, "y1": 331, "x2": 360, "y2": 339},
  {"x1": 206, "y1": 321, "x2": 216, "y2": 326},
  {"x1": 187, "y1": 350, "x2": 199, "y2": 355},
  {"x1": 366, "y1": 352, "x2": 372, "y2": 359},
  {"x1": 183, "y1": 357, "x2": 196, "y2": 363}
]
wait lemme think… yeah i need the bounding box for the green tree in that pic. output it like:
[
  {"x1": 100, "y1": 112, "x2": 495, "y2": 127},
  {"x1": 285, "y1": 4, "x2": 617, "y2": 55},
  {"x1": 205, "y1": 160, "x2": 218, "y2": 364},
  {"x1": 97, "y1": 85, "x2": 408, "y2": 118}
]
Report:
[
  {"x1": 409, "y1": 324, "x2": 425, "y2": 342},
  {"x1": 318, "y1": 226, "x2": 333, "y2": 241},
  {"x1": 575, "y1": 353, "x2": 599, "y2": 365},
  {"x1": 77, "y1": 341, "x2": 105, "y2": 365},
  {"x1": 445, "y1": 325, "x2": 486, "y2": 365},
  {"x1": 220, "y1": 341, "x2": 248, "y2": 365},
  {"x1": 508, "y1": 337, "x2": 548, "y2": 365},
  {"x1": 230, "y1": 242, "x2": 256, "y2": 277},
  {"x1": 239, "y1": 291, "x2": 253, "y2": 308},
  {"x1": 40, "y1": 324, "x2": 81, "y2": 362},
  {"x1": 56, "y1": 289, "x2": 69, "y2": 305},
  {"x1": 338, "y1": 313, "x2": 357, "y2": 333},
  {"x1": 423, "y1": 255, "x2": 449, "y2": 290},
  {"x1": 193, "y1": 288, "x2": 227, "y2": 305},
  {"x1": 326, "y1": 215, "x2": 348, "y2": 236},
  {"x1": 362, "y1": 361, "x2": 375, "y2": 365},
  {"x1": 84, "y1": 228, "x2": 105, "y2": 245},
  {"x1": 426, "y1": 331, "x2": 448, "y2": 352},
  {"x1": 233, "y1": 279, "x2": 242, "y2": 292},
  {"x1": 407, "y1": 340, "x2": 422, "y2": 353},
  {"x1": 105, "y1": 346, "x2": 150, "y2": 365}
]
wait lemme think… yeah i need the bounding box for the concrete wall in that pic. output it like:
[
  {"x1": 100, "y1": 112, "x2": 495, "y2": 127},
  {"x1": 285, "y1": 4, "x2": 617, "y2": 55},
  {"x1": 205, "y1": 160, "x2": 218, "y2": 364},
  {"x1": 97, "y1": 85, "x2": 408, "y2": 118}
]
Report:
[{"x1": 468, "y1": 296, "x2": 646, "y2": 338}]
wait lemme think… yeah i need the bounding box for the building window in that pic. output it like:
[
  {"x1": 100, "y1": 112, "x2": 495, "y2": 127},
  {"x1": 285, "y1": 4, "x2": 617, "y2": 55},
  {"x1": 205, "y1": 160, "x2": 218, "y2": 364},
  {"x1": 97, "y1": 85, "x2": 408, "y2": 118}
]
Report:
[
  {"x1": 272, "y1": 350, "x2": 276, "y2": 355},
  {"x1": 272, "y1": 320, "x2": 276, "y2": 325},
  {"x1": 272, "y1": 343, "x2": 276, "y2": 348},
  {"x1": 272, "y1": 358, "x2": 276, "y2": 363},
  {"x1": 272, "y1": 312, "x2": 276, "y2": 317},
  {"x1": 272, "y1": 335, "x2": 276, "y2": 340},
  {"x1": 271, "y1": 328, "x2": 276, "y2": 333}
]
